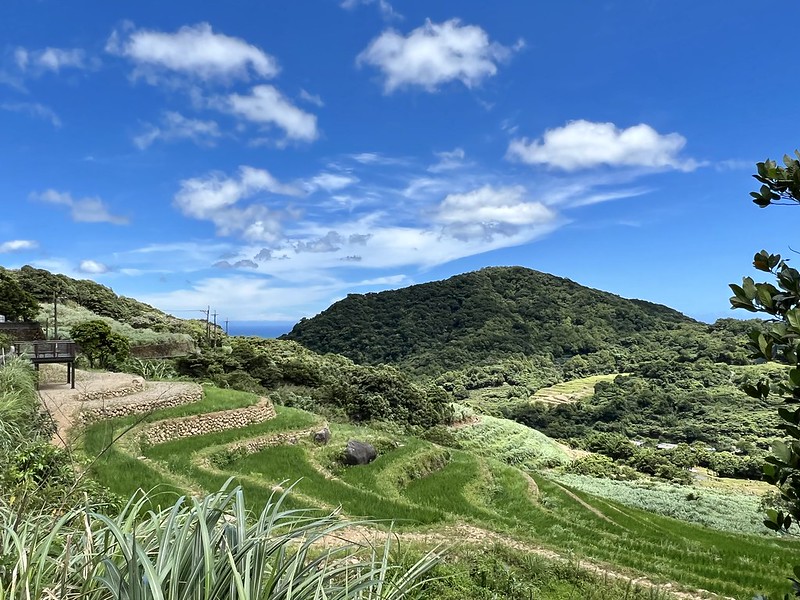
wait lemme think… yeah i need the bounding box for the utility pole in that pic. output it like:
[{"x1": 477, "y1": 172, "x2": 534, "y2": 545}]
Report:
[
  {"x1": 225, "y1": 319, "x2": 229, "y2": 335},
  {"x1": 53, "y1": 292, "x2": 58, "y2": 339},
  {"x1": 205, "y1": 306, "x2": 210, "y2": 346},
  {"x1": 212, "y1": 310, "x2": 218, "y2": 348}
]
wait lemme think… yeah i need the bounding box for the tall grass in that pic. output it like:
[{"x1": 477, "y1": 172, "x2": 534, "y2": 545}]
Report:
[
  {"x1": 0, "y1": 482, "x2": 441, "y2": 600},
  {"x1": 0, "y1": 357, "x2": 40, "y2": 452}
]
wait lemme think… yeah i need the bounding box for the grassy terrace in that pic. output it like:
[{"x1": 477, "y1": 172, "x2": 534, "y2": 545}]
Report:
[{"x1": 80, "y1": 386, "x2": 800, "y2": 599}]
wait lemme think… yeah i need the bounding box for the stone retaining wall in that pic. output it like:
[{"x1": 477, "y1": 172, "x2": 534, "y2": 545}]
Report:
[
  {"x1": 78, "y1": 379, "x2": 145, "y2": 402},
  {"x1": 141, "y1": 398, "x2": 277, "y2": 444},
  {"x1": 78, "y1": 385, "x2": 202, "y2": 424},
  {"x1": 223, "y1": 427, "x2": 320, "y2": 455}
]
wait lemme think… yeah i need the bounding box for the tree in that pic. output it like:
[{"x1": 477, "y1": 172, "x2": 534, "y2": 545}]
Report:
[
  {"x1": 731, "y1": 150, "x2": 800, "y2": 598},
  {"x1": 0, "y1": 272, "x2": 38, "y2": 322},
  {"x1": 70, "y1": 320, "x2": 129, "y2": 369}
]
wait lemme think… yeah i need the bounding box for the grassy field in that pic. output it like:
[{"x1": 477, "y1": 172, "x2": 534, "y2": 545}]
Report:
[
  {"x1": 79, "y1": 386, "x2": 800, "y2": 599},
  {"x1": 450, "y1": 405, "x2": 570, "y2": 469},
  {"x1": 552, "y1": 472, "x2": 770, "y2": 535},
  {"x1": 532, "y1": 374, "x2": 625, "y2": 405}
]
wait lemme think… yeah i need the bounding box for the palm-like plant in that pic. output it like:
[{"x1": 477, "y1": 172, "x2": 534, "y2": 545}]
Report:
[{"x1": 0, "y1": 483, "x2": 441, "y2": 600}]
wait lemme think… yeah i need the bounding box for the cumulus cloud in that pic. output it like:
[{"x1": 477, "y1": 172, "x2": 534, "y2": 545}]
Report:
[
  {"x1": 32, "y1": 189, "x2": 129, "y2": 224},
  {"x1": 294, "y1": 231, "x2": 344, "y2": 253},
  {"x1": 214, "y1": 259, "x2": 258, "y2": 269},
  {"x1": 217, "y1": 85, "x2": 318, "y2": 142},
  {"x1": 134, "y1": 111, "x2": 221, "y2": 149},
  {"x1": 15, "y1": 46, "x2": 89, "y2": 74},
  {"x1": 435, "y1": 185, "x2": 556, "y2": 240},
  {"x1": 174, "y1": 166, "x2": 302, "y2": 242},
  {"x1": 79, "y1": 259, "x2": 110, "y2": 274},
  {"x1": 507, "y1": 120, "x2": 699, "y2": 171},
  {"x1": 107, "y1": 22, "x2": 279, "y2": 83},
  {"x1": 357, "y1": 19, "x2": 521, "y2": 92},
  {"x1": 0, "y1": 102, "x2": 61, "y2": 127},
  {"x1": 0, "y1": 240, "x2": 38, "y2": 253},
  {"x1": 254, "y1": 248, "x2": 289, "y2": 261}
]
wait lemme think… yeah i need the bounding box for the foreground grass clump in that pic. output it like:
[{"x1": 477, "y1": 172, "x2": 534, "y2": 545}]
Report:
[{"x1": 0, "y1": 483, "x2": 441, "y2": 600}]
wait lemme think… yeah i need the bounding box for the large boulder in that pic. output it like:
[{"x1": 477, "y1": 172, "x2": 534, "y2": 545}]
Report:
[
  {"x1": 313, "y1": 427, "x2": 331, "y2": 445},
  {"x1": 343, "y1": 439, "x2": 377, "y2": 465}
]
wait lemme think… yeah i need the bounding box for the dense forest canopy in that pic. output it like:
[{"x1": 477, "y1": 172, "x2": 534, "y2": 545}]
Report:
[{"x1": 283, "y1": 266, "x2": 755, "y2": 374}]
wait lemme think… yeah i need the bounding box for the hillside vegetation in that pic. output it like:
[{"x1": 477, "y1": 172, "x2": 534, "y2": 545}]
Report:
[
  {"x1": 1, "y1": 265, "x2": 209, "y2": 355},
  {"x1": 283, "y1": 266, "x2": 753, "y2": 374}
]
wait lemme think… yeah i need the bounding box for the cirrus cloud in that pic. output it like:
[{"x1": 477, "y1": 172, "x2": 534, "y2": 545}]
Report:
[{"x1": 31, "y1": 189, "x2": 129, "y2": 225}]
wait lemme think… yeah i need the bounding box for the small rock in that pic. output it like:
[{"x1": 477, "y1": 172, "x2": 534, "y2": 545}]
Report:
[
  {"x1": 313, "y1": 427, "x2": 331, "y2": 445},
  {"x1": 343, "y1": 439, "x2": 377, "y2": 466}
]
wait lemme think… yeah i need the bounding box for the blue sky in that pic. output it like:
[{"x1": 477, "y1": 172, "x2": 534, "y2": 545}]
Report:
[{"x1": 1, "y1": 1, "x2": 798, "y2": 327}]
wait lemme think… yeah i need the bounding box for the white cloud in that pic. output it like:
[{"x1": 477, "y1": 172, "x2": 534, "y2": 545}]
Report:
[
  {"x1": 428, "y1": 147, "x2": 466, "y2": 172},
  {"x1": 507, "y1": 120, "x2": 699, "y2": 171},
  {"x1": 79, "y1": 259, "x2": 110, "y2": 274},
  {"x1": 357, "y1": 19, "x2": 520, "y2": 92},
  {"x1": 139, "y1": 275, "x2": 345, "y2": 321},
  {"x1": 174, "y1": 166, "x2": 302, "y2": 242},
  {"x1": 107, "y1": 22, "x2": 279, "y2": 83},
  {"x1": 15, "y1": 46, "x2": 88, "y2": 74},
  {"x1": 31, "y1": 189, "x2": 129, "y2": 224},
  {"x1": 435, "y1": 185, "x2": 556, "y2": 240},
  {"x1": 299, "y1": 89, "x2": 324, "y2": 107},
  {"x1": 0, "y1": 102, "x2": 61, "y2": 127},
  {"x1": 218, "y1": 85, "x2": 318, "y2": 142},
  {"x1": 306, "y1": 172, "x2": 359, "y2": 193},
  {"x1": 0, "y1": 240, "x2": 38, "y2": 253},
  {"x1": 134, "y1": 111, "x2": 221, "y2": 149},
  {"x1": 341, "y1": 0, "x2": 400, "y2": 20}
]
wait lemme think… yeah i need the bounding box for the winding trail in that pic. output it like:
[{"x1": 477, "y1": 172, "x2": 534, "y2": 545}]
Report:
[{"x1": 36, "y1": 364, "x2": 199, "y2": 447}]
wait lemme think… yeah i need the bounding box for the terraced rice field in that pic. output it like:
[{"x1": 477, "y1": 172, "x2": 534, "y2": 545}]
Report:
[
  {"x1": 532, "y1": 374, "x2": 624, "y2": 405},
  {"x1": 80, "y1": 386, "x2": 800, "y2": 600}
]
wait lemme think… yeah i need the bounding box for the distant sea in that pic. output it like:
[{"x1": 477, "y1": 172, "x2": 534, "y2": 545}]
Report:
[{"x1": 225, "y1": 321, "x2": 295, "y2": 339}]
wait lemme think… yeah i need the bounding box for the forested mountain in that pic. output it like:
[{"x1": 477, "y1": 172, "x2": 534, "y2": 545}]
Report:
[{"x1": 283, "y1": 266, "x2": 750, "y2": 374}]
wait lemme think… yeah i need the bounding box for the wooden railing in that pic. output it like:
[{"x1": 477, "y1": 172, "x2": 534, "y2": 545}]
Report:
[{"x1": 16, "y1": 341, "x2": 77, "y2": 361}]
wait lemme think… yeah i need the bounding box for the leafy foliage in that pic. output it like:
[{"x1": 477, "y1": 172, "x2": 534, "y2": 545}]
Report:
[
  {"x1": 71, "y1": 320, "x2": 130, "y2": 369},
  {"x1": 749, "y1": 152, "x2": 800, "y2": 208},
  {"x1": 175, "y1": 338, "x2": 453, "y2": 428},
  {"x1": 727, "y1": 151, "x2": 800, "y2": 599},
  {"x1": 0, "y1": 271, "x2": 38, "y2": 322}
]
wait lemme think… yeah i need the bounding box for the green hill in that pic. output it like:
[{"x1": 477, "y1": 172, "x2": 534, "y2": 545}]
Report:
[
  {"x1": 283, "y1": 266, "x2": 745, "y2": 374},
  {"x1": 1, "y1": 264, "x2": 207, "y2": 355}
]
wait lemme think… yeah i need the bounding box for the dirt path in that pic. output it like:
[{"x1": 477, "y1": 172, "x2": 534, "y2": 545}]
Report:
[{"x1": 36, "y1": 364, "x2": 198, "y2": 446}]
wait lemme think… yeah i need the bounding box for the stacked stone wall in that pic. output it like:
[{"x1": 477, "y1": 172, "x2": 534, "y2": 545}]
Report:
[
  {"x1": 140, "y1": 398, "x2": 277, "y2": 444},
  {"x1": 78, "y1": 379, "x2": 145, "y2": 402},
  {"x1": 78, "y1": 385, "x2": 202, "y2": 424}
]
